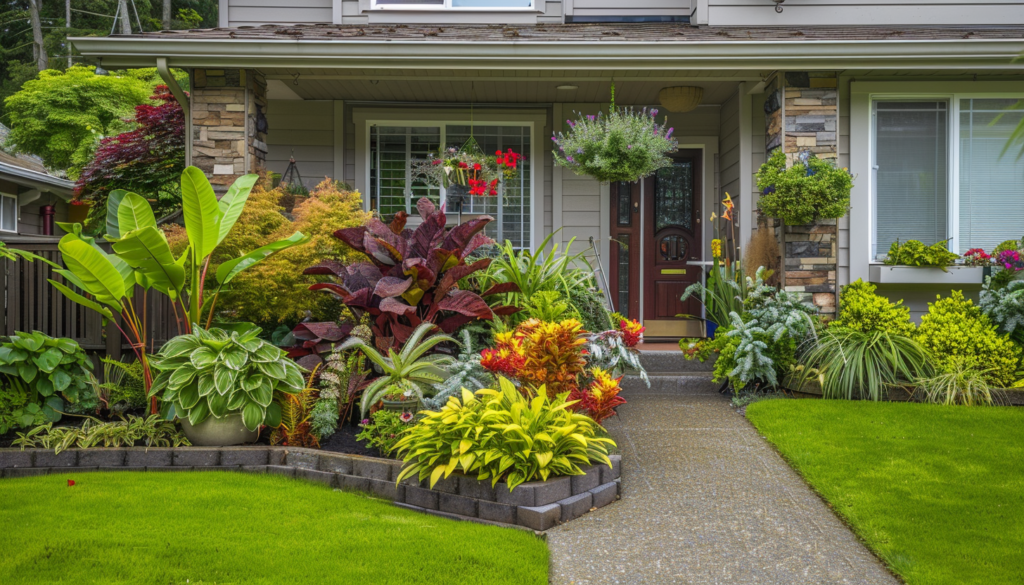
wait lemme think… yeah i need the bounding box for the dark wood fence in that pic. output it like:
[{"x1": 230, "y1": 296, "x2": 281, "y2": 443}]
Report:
[{"x1": 1, "y1": 236, "x2": 179, "y2": 364}]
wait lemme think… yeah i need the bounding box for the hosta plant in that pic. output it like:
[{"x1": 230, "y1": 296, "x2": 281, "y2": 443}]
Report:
[
  {"x1": 0, "y1": 332, "x2": 97, "y2": 432},
  {"x1": 148, "y1": 326, "x2": 306, "y2": 431},
  {"x1": 340, "y1": 322, "x2": 456, "y2": 417},
  {"x1": 394, "y1": 378, "x2": 616, "y2": 491}
]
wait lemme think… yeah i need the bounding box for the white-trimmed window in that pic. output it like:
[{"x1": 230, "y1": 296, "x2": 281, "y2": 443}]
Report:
[
  {"x1": 871, "y1": 95, "x2": 1024, "y2": 258},
  {"x1": 372, "y1": 0, "x2": 533, "y2": 9},
  {"x1": 0, "y1": 193, "x2": 16, "y2": 233},
  {"x1": 368, "y1": 123, "x2": 533, "y2": 249}
]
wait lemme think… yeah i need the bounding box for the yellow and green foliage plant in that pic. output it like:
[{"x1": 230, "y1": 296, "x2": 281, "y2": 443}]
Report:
[
  {"x1": 831, "y1": 279, "x2": 916, "y2": 336},
  {"x1": 394, "y1": 378, "x2": 615, "y2": 491}
]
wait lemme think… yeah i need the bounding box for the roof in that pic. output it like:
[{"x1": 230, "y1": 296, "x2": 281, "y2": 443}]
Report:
[
  {"x1": 70, "y1": 24, "x2": 1024, "y2": 71},
  {"x1": 0, "y1": 153, "x2": 75, "y2": 199}
]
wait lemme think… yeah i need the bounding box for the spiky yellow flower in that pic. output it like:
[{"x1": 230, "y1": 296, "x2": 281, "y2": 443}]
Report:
[{"x1": 711, "y1": 238, "x2": 722, "y2": 259}]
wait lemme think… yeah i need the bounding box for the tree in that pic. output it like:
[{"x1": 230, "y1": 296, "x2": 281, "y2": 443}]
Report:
[
  {"x1": 75, "y1": 85, "x2": 186, "y2": 226},
  {"x1": 3, "y1": 65, "x2": 151, "y2": 176},
  {"x1": 28, "y1": 0, "x2": 48, "y2": 71}
]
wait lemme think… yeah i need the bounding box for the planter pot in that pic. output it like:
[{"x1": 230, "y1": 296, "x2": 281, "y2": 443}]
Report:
[
  {"x1": 67, "y1": 202, "x2": 91, "y2": 224},
  {"x1": 705, "y1": 320, "x2": 719, "y2": 339},
  {"x1": 868, "y1": 264, "x2": 984, "y2": 286},
  {"x1": 381, "y1": 397, "x2": 420, "y2": 415},
  {"x1": 180, "y1": 413, "x2": 257, "y2": 446}
]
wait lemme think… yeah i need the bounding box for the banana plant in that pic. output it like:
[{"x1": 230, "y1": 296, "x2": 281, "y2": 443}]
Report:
[
  {"x1": 47, "y1": 167, "x2": 307, "y2": 411},
  {"x1": 341, "y1": 322, "x2": 457, "y2": 417}
]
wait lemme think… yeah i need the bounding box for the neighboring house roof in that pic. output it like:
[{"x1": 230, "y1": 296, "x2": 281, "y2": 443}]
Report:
[
  {"x1": 70, "y1": 24, "x2": 1024, "y2": 70},
  {"x1": 0, "y1": 124, "x2": 74, "y2": 199}
]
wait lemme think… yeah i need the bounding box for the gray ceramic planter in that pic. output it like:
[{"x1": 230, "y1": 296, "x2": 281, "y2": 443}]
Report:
[{"x1": 180, "y1": 413, "x2": 258, "y2": 446}]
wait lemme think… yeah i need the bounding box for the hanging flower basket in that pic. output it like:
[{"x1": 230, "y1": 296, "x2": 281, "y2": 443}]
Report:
[
  {"x1": 414, "y1": 138, "x2": 522, "y2": 196},
  {"x1": 552, "y1": 94, "x2": 678, "y2": 183}
]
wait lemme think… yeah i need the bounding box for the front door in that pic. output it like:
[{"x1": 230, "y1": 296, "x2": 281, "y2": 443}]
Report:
[
  {"x1": 608, "y1": 181, "x2": 641, "y2": 320},
  {"x1": 643, "y1": 151, "x2": 703, "y2": 338}
]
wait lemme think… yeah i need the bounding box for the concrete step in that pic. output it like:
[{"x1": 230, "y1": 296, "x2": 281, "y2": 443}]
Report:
[
  {"x1": 620, "y1": 372, "x2": 719, "y2": 394},
  {"x1": 638, "y1": 350, "x2": 714, "y2": 374}
]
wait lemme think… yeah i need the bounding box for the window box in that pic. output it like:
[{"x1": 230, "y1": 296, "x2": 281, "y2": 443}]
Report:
[{"x1": 868, "y1": 264, "x2": 984, "y2": 285}]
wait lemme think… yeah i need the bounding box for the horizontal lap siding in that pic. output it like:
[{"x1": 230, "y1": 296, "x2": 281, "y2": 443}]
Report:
[
  {"x1": 709, "y1": 0, "x2": 1024, "y2": 25},
  {"x1": 266, "y1": 100, "x2": 336, "y2": 190},
  {"x1": 227, "y1": 0, "x2": 333, "y2": 26},
  {"x1": 573, "y1": 0, "x2": 692, "y2": 16}
]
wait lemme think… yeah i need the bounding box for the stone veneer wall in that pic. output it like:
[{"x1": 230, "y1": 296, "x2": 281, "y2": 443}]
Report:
[
  {"x1": 0, "y1": 447, "x2": 621, "y2": 533},
  {"x1": 764, "y1": 71, "x2": 840, "y2": 317},
  {"x1": 191, "y1": 69, "x2": 268, "y2": 192}
]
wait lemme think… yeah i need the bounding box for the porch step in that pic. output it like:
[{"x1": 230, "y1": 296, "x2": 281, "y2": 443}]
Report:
[
  {"x1": 621, "y1": 372, "x2": 716, "y2": 393},
  {"x1": 638, "y1": 350, "x2": 714, "y2": 374}
]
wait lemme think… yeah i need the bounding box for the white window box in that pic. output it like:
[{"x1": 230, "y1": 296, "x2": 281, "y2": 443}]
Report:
[{"x1": 868, "y1": 264, "x2": 984, "y2": 285}]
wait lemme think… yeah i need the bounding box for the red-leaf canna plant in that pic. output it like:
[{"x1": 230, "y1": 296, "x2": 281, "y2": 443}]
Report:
[{"x1": 302, "y1": 197, "x2": 519, "y2": 350}]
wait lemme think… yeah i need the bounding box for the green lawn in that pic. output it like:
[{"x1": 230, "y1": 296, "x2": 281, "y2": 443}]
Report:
[
  {"x1": 746, "y1": 400, "x2": 1024, "y2": 585},
  {"x1": 0, "y1": 471, "x2": 548, "y2": 585}
]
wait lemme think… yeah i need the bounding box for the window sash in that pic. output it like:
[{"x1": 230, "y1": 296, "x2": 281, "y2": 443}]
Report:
[{"x1": 0, "y1": 194, "x2": 16, "y2": 233}]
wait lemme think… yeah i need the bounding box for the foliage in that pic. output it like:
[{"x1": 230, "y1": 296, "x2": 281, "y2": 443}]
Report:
[
  {"x1": 680, "y1": 259, "x2": 747, "y2": 326},
  {"x1": 680, "y1": 333, "x2": 732, "y2": 363},
  {"x1": 148, "y1": 325, "x2": 306, "y2": 431},
  {"x1": 568, "y1": 368, "x2": 626, "y2": 424},
  {"x1": 413, "y1": 142, "x2": 521, "y2": 193},
  {"x1": 339, "y1": 322, "x2": 456, "y2": 417},
  {"x1": 356, "y1": 409, "x2": 414, "y2": 456},
  {"x1": 715, "y1": 313, "x2": 796, "y2": 389},
  {"x1": 75, "y1": 86, "x2": 186, "y2": 230},
  {"x1": 755, "y1": 149, "x2": 853, "y2": 224},
  {"x1": 747, "y1": 399, "x2": 1024, "y2": 585},
  {"x1": 394, "y1": 378, "x2": 616, "y2": 491},
  {"x1": 552, "y1": 101, "x2": 677, "y2": 183},
  {"x1": 3, "y1": 66, "x2": 151, "y2": 176},
  {"x1": 794, "y1": 327, "x2": 934, "y2": 400},
  {"x1": 584, "y1": 329, "x2": 649, "y2": 386},
  {"x1": 11, "y1": 415, "x2": 190, "y2": 454},
  {"x1": 914, "y1": 359, "x2": 997, "y2": 406},
  {"x1": 312, "y1": 349, "x2": 367, "y2": 439},
  {"x1": 512, "y1": 319, "x2": 588, "y2": 398},
  {"x1": 0, "y1": 332, "x2": 96, "y2": 432},
  {"x1": 884, "y1": 239, "x2": 959, "y2": 270},
  {"x1": 566, "y1": 281, "x2": 614, "y2": 333},
  {"x1": 914, "y1": 291, "x2": 1021, "y2": 388},
  {"x1": 270, "y1": 369, "x2": 320, "y2": 448},
  {"x1": 424, "y1": 329, "x2": 495, "y2": 410},
  {"x1": 833, "y1": 279, "x2": 916, "y2": 336},
  {"x1": 99, "y1": 357, "x2": 147, "y2": 411},
  {"x1": 979, "y1": 277, "x2": 1024, "y2": 345},
  {"x1": 305, "y1": 197, "x2": 515, "y2": 350},
  {"x1": 522, "y1": 290, "x2": 572, "y2": 321},
  {"x1": 0, "y1": 241, "x2": 57, "y2": 265},
  {"x1": 993, "y1": 238, "x2": 1023, "y2": 255},
  {"x1": 217, "y1": 178, "x2": 369, "y2": 325},
  {"x1": 743, "y1": 226, "x2": 781, "y2": 287},
  {"x1": 742, "y1": 268, "x2": 817, "y2": 341}
]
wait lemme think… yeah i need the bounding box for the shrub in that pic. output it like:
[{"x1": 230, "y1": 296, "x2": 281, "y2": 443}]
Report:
[
  {"x1": 568, "y1": 368, "x2": 626, "y2": 424},
  {"x1": 755, "y1": 149, "x2": 852, "y2": 225},
  {"x1": 356, "y1": 410, "x2": 414, "y2": 456},
  {"x1": 423, "y1": 329, "x2": 495, "y2": 411},
  {"x1": 99, "y1": 358, "x2": 148, "y2": 410},
  {"x1": 795, "y1": 327, "x2": 934, "y2": 400},
  {"x1": 513, "y1": 318, "x2": 588, "y2": 398},
  {"x1": 148, "y1": 325, "x2": 306, "y2": 431},
  {"x1": 979, "y1": 278, "x2": 1024, "y2": 345},
  {"x1": 0, "y1": 332, "x2": 96, "y2": 432},
  {"x1": 715, "y1": 314, "x2": 797, "y2": 389},
  {"x1": 11, "y1": 415, "x2": 190, "y2": 454},
  {"x1": 833, "y1": 280, "x2": 915, "y2": 336},
  {"x1": 394, "y1": 378, "x2": 616, "y2": 490},
  {"x1": 568, "y1": 281, "x2": 614, "y2": 334},
  {"x1": 884, "y1": 239, "x2": 959, "y2": 270},
  {"x1": 915, "y1": 291, "x2": 1021, "y2": 388},
  {"x1": 993, "y1": 239, "x2": 1023, "y2": 255},
  {"x1": 914, "y1": 359, "x2": 996, "y2": 406}
]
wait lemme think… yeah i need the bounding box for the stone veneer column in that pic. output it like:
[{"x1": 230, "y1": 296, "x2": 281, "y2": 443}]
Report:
[
  {"x1": 191, "y1": 69, "x2": 268, "y2": 192},
  {"x1": 763, "y1": 71, "x2": 840, "y2": 317}
]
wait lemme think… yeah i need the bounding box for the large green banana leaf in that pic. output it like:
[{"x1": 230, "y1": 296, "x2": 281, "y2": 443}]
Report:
[
  {"x1": 56, "y1": 235, "x2": 128, "y2": 308},
  {"x1": 111, "y1": 225, "x2": 186, "y2": 299},
  {"x1": 180, "y1": 166, "x2": 222, "y2": 260},
  {"x1": 115, "y1": 192, "x2": 157, "y2": 236},
  {"x1": 216, "y1": 173, "x2": 258, "y2": 248},
  {"x1": 105, "y1": 190, "x2": 128, "y2": 239},
  {"x1": 215, "y1": 231, "x2": 308, "y2": 286}
]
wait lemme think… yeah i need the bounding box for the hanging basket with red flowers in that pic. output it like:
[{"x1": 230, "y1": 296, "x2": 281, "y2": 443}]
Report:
[{"x1": 414, "y1": 137, "x2": 522, "y2": 196}]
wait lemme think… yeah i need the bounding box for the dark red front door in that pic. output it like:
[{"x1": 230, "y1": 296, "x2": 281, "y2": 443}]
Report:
[{"x1": 608, "y1": 181, "x2": 640, "y2": 320}]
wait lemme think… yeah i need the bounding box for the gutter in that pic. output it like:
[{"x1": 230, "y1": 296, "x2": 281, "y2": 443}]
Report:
[
  {"x1": 70, "y1": 36, "x2": 1024, "y2": 70},
  {"x1": 0, "y1": 161, "x2": 74, "y2": 199},
  {"x1": 156, "y1": 57, "x2": 191, "y2": 166}
]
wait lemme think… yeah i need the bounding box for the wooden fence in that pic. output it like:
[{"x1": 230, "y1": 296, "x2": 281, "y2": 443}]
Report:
[{"x1": 1, "y1": 236, "x2": 179, "y2": 364}]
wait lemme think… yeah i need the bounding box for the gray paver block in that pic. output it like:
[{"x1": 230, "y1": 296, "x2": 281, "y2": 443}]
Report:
[
  {"x1": 458, "y1": 476, "x2": 497, "y2": 501},
  {"x1": 495, "y1": 482, "x2": 535, "y2": 507},
  {"x1": 558, "y1": 492, "x2": 593, "y2": 522},
  {"x1": 366, "y1": 478, "x2": 404, "y2": 501},
  {"x1": 600, "y1": 455, "x2": 621, "y2": 484},
  {"x1": 240, "y1": 465, "x2": 268, "y2": 474},
  {"x1": 296, "y1": 468, "x2": 337, "y2": 487},
  {"x1": 34, "y1": 450, "x2": 77, "y2": 468},
  {"x1": 125, "y1": 448, "x2": 173, "y2": 467},
  {"x1": 173, "y1": 448, "x2": 220, "y2": 467},
  {"x1": 571, "y1": 465, "x2": 601, "y2": 495},
  {"x1": 268, "y1": 450, "x2": 286, "y2": 465},
  {"x1": 0, "y1": 450, "x2": 33, "y2": 469},
  {"x1": 405, "y1": 486, "x2": 439, "y2": 510},
  {"x1": 337, "y1": 474, "x2": 370, "y2": 492},
  {"x1": 220, "y1": 448, "x2": 269, "y2": 466},
  {"x1": 79, "y1": 449, "x2": 125, "y2": 467},
  {"x1": 146, "y1": 466, "x2": 187, "y2": 472},
  {"x1": 517, "y1": 503, "x2": 561, "y2": 531},
  {"x1": 532, "y1": 477, "x2": 571, "y2": 506},
  {"x1": 267, "y1": 465, "x2": 296, "y2": 477},
  {"x1": 478, "y1": 500, "x2": 517, "y2": 524},
  {"x1": 353, "y1": 457, "x2": 391, "y2": 480},
  {"x1": 192, "y1": 466, "x2": 242, "y2": 472},
  {"x1": 589, "y1": 481, "x2": 618, "y2": 509},
  {"x1": 318, "y1": 453, "x2": 353, "y2": 475},
  {"x1": 439, "y1": 493, "x2": 478, "y2": 517},
  {"x1": 285, "y1": 450, "x2": 318, "y2": 470},
  {"x1": 430, "y1": 475, "x2": 459, "y2": 494}
]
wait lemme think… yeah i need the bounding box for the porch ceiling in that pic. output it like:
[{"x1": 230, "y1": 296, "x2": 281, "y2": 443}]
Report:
[{"x1": 261, "y1": 69, "x2": 748, "y2": 104}]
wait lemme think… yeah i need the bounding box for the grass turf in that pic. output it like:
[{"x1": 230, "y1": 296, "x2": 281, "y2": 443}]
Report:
[
  {"x1": 746, "y1": 400, "x2": 1024, "y2": 585},
  {"x1": 0, "y1": 471, "x2": 548, "y2": 585}
]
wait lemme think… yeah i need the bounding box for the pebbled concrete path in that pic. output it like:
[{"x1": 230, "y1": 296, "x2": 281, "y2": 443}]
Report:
[{"x1": 546, "y1": 374, "x2": 899, "y2": 585}]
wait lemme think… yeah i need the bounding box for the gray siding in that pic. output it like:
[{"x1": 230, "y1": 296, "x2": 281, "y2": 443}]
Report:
[
  {"x1": 569, "y1": 0, "x2": 692, "y2": 17},
  {"x1": 718, "y1": 91, "x2": 740, "y2": 222},
  {"x1": 708, "y1": 0, "x2": 1024, "y2": 26},
  {"x1": 837, "y1": 75, "x2": 851, "y2": 289},
  {"x1": 265, "y1": 100, "x2": 337, "y2": 190},
  {"x1": 223, "y1": 0, "x2": 333, "y2": 27}
]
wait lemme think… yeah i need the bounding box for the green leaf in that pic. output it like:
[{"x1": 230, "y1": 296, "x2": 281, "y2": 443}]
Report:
[
  {"x1": 221, "y1": 347, "x2": 248, "y2": 371},
  {"x1": 214, "y1": 366, "x2": 238, "y2": 396},
  {"x1": 281, "y1": 364, "x2": 305, "y2": 390},
  {"x1": 159, "y1": 337, "x2": 202, "y2": 359},
  {"x1": 36, "y1": 376, "x2": 54, "y2": 397},
  {"x1": 216, "y1": 174, "x2": 259, "y2": 248},
  {"x1": 215, "y1": 231, "x2": 309, "y2": 285},
  {"x1": 51, "y1": 369, "x2": 71, "y2": 393},
  {"x1": 241, "y1": 400, "x2": 265, "y2": 431},
  {"x1": 17, "y1": 362, "x2": 37, "y2": 383},
  {"x1": 226, "y1": 391, "x2": 247, "y2": 411},
  {"x1": 264, "y1": 402, "x2": 282, "y2": 428},
  {"x1": 190, "y1": 347, "x2": 219, "y2": 369},
  {"x1": 48, "y1": 280, "x2": 115, "y2": 319},
  {"x1": 169, "y1": 365, "x2": 197, "y2": 389},
  {"x1": 58, "y1": 235, "x2": 126, "y2": 305},
  {"x1": 116, "y1": 192, "x2": 157, "y2": 236},
  {"x1": 42, "y1": 397, "x2": 63, "y2": 422},
  {"x1": 105, "y1": 190, "x2": 128, "y2": 239},
  {"x1": 207, "y1": 391, "x2": 229, "y2": 417},
  {"x1": 111, "y1": 226, "x2": 185, "y2": 297},
  {"x1": 197, "y1": 374, "x2": 216, "y2": 397},
  {"x1": 181, "y1": 166, "x2": 222, "y2": 261},
  {"x1": 257, "y1": 360, "x2": 285, "y2": 379},
  {"x1": 187, "y1": 399, "x2": 210, "y2": 426},
  {"x1": 177, "y1": 384, "x2": 201, "y2": 409},
  {"x1": 242, "y1": 374, "x2": 264, "y2": 392},
  {"x1": 249, "y1": 379, "x2": 273, "y2": 407},
  {"x1": 32, "y1": 348, "x2": 63, "y2": 373}
]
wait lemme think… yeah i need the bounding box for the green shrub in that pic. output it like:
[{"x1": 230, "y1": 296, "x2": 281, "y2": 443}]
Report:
[
  {"x1": 356, "y1": 410, "x2": 414, "y2": 456},
  {"x1": 755, "y1": 149, "x2": 852, "y2": 225},
  {"x1": 993, "y1": 239, "x2": 1023, "y2": 255},
  {"x1": 148, "y1": 325, "x2": 306, "y2": 431},
  {"x1": 568, "y1": 280, "x2": 615, "y2": 333},
  {"x1": 0, "y1": 332, "x2": 96, "y2": 432},
  {"x1": 100, "y1": 358, "x2": 148, "y2": 410},
  {"x1": 884, "y1": 239, "x2": 959, "y2": 270},
  {"x1": 914, "y1": 291, "x2": 1022, "y2": 388},
  {"x1": 394, "y1": 378, "x2": 615, "y2": 490},
  {"x1": 833, "y1": 280, "x2": 916, "y2": 336}
]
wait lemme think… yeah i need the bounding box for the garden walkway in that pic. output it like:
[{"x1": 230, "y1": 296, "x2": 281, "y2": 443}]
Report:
[{"x1": 545, "y1": 359, "x2": 899, "y2": 585}]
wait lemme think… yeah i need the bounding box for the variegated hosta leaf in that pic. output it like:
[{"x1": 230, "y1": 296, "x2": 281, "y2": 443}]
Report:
[
  {"x1": 241, "y1": 400, "x2": 265, "y2": 431},
  {"x1": 157, "y1": 336, "x2": 200, "y2": 359},
  {"x1": 253, "y1": 343, "x2": 281, "y2": 363},
  {"x1": 214, "y1": 366, "x2": 238, "y2": 396},
  {"x1": 207, "y1": 391, "x2": 229, "y2": 417},
  {"x1": 257, "y1": 360, "x2": 286, "y2": 379},
  {"x1": 221, "y1": 346, "x2": 249, "y2": 370},
  {"x1": 242, "y1": 374, "x2": 264, "y2": 392},
  {"x1": 197, "y1": 374, "x2": 216, "y2": 397},
  {"x1": 248, "y1": 378, "x2": 273, "y2": 407},
  {"x1": 169, "y1": 366, "x2": 197, "y2": 389},
  {"x1": 190, "y1": 346, "x2": 218, "y2": 369}
]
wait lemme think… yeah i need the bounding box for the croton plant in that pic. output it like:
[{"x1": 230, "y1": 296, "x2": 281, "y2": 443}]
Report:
[{"x1": 298, "y1": 198, "x2": 519, "y2": 353}]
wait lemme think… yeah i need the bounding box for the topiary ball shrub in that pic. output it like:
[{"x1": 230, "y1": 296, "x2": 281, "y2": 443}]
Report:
[
  {"x1": 833, "y1": 280, "x2": 916, "y2": 337},
  {"x1": 914, "y1": 291, "x2": 1022, "y2": 388},
  {"x1": 755, "y1": 149, "x2": 852, "y2": 225}
]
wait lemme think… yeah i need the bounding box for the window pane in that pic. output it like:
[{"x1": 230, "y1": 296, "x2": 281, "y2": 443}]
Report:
[
  {"x1": 654, "y1": 161, "x2": 693, "y2": 233},
  {"x1": 445, "y1": 125, "x2": 531, "y2": 249},
  {"x1": 370, "y1": 126, "x2": 441, "y2": 220},
  {"x1": 616, "y1": 183, "x2": 632, "y2": 227},
  {"x1": 959, "y1": 98, "x2": 1024, "y2": 253},
  {"x1": 452, "y1": 0, "x2": 532, "y2": 6},
  {"x1": 375, "y1": 0, "x2": 442, "y2": 4},
  {"x1": 874, "y1": 101, "x2": 949, "y2": 259},
  {"x1": 1, "y1": 195, "x2": 16, "y2": 232},
  {"x1": 616, "y1": 241, "x2": 629, "y2": 313}
]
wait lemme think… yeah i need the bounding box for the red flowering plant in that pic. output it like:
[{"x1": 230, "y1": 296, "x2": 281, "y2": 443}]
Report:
[
  {"x1": 414, "y1": 140, "x2": 522, "y2": 196},
  {"x1": 619, "y1": 319, "x2": 645, "y2": 347},
  {"x1": 964, "y1": 248, "x2": 992, "y2": 267},
  {"x1": 569, "y1": 367, "x2": 627, "y2": 425}
]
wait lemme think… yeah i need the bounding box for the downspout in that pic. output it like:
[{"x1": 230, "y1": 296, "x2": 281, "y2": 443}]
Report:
[{"x1": 156, "y1": 57, "x2": 191, "y2": 167}]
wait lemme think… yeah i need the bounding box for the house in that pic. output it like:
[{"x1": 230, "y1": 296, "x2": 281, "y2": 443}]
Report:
[
  {"x1": 69, "y1": 1, "x2": 1024, "y2": 337},
  {"x1": 0, "y1": 131, "x2": 75, "y2": 237}
]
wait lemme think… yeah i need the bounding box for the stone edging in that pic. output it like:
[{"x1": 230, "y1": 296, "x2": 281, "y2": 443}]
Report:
[{"x1": 0, "y1": 447, "x2": 621, "y2": 532}]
